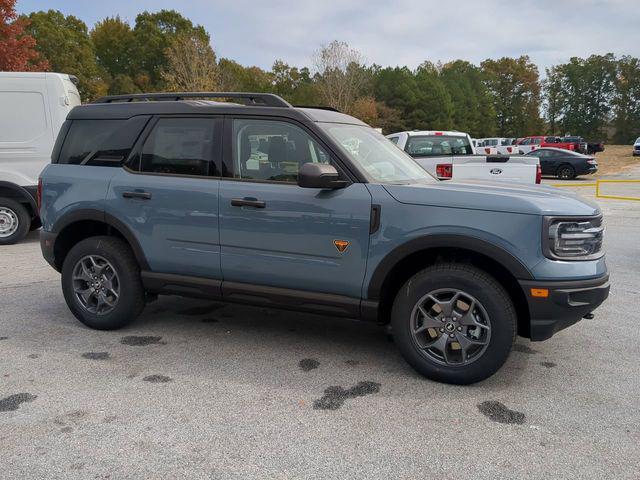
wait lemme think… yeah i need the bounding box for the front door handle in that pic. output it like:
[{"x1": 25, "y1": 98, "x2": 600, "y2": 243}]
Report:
[
  {"x1": 122, "y1": 191, "x2": 152, "y2": 200},
  {"x1": 231, "y1": 197, "x2": 266, "y2": 208}
]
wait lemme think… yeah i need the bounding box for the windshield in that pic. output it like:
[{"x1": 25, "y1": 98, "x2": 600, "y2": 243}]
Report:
[
  {"x1": 405, "y1": 135, "x2": 474, "y2": 156},
  {"x1": 318, "y1": 123, "x2": 436, "y2": 184}
]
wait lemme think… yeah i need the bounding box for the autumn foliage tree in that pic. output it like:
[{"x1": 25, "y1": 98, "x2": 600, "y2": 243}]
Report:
[
  {"x1": 161, "y1": 34, "x2": 219, "y2": 91},
  {"x1": 0, "y1": 0, "x2": 47, "y2": 71}
]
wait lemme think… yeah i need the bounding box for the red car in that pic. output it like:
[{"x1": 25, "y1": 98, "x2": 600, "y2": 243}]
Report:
[{"x1": 516, "y1": 136, "x2": 577, "y2": 154}]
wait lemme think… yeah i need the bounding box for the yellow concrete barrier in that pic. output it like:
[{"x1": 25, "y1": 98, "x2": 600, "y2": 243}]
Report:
[{"x1": 596, "y1": 179, "x2": 640, "y2": 201}]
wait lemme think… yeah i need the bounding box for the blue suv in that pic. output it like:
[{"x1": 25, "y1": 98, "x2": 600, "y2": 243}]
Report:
[{"x1": 39, "y1": 93, "x2": 609, "y2": 384}]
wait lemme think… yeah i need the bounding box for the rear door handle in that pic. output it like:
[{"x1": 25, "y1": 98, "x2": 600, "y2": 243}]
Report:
[
  {"x1": 122, "y1": 191, "x2": 152, "y2": 200},
  {"x1": 231, "y1": 197, "x2": 266, "y2": 208}
]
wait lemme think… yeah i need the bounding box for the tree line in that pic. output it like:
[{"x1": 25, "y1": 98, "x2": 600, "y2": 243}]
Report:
[{"x1": 1, "y1": 1, "x2": 639, "y2": 142}]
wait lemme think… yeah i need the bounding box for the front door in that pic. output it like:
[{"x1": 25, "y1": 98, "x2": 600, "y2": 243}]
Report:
[
  {"x1": 218, "y1": 117, "x2": 372, "y2": 303},
  {"x1": 106, "y1": 116, "x2": 223, "y2": 279}
]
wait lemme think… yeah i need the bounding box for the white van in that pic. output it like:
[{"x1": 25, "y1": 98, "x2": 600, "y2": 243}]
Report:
[{"x1": 0, "y1": 72, "x2": 80, "y2": 244}]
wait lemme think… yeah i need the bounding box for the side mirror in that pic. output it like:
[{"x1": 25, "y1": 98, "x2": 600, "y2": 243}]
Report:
[{"x1": 297, "y1": 163, "x2": 348, "y2": 189}]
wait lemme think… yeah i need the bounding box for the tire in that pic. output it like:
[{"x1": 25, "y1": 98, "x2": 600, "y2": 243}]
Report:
[
  {"x1": 391, "y1": 263, "x2": 516, "y2": 385},
  {"x1": 61, "y1": 236, "x2": 145, "y2": 330},
  {"x1": 0, "y1": 197, "x2": 30, "y2": 245},
  {"x1": 557, "y1": 164, "x2": 575, "y2": 180}
]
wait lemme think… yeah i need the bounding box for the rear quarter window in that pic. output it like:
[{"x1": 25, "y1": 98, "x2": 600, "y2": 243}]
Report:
[{"x1": 56, "y1": 117, "x2": 149, "y2": 166}]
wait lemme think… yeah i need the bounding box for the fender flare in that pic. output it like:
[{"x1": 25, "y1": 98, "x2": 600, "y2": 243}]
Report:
[
  {"x1": 0, "y1": 181, "x2": 37, "y2": 212},
  {"x1": 52, "y1": 208, "x2": 150, "y2": 270},
  {"x1": 366, "y1": 234, "x2": 534, "y2": 300}
]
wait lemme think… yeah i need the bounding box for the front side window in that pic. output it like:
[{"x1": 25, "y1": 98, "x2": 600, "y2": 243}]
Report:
[
  {"x1": 319, "y1": 123, "x2": 436, "y2": 184},
  {"x1": 405, "y1": 135, "x2": 474, "y2": 156},
  {"x1": 232, "y1": 119, "x2": 331, "y2": 183},
  {"x1": 140, "y1": 118, "x2": 219, "y2": 176}
]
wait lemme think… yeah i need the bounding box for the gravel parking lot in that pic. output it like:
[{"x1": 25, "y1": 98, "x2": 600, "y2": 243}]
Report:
[{"x1": 2, "y1": 177, "x2": 640, "y2": 479}]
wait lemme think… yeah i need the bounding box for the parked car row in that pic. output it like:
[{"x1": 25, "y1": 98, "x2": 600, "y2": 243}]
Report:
[
  {"x1": 387, "y1": 131, "x2": 540, "y2": 183},
  {"x1": 387, "y1": 131, "x2": 599, "y2": 182},
  {"x1": 475, "y1": 135, "x2": 606, "y2": 156}
]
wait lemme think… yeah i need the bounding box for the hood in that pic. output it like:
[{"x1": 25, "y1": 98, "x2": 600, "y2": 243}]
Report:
[{"x1": 383, "y1": 180, "x2": 601, "y2": 216}]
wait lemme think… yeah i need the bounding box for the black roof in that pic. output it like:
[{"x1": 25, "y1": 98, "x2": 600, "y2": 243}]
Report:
[{"x1": 69, "y1": 92, "x2": 366, "y2": 126}]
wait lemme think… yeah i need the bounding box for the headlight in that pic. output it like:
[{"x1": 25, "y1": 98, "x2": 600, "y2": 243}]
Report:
[{"x1": 543, "y1": 216, "x2": 604, "y2": 260}]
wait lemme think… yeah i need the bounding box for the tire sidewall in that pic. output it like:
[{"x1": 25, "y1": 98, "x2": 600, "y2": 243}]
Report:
[
  {"x1": 558, "y1": 165, "x2": 575, "y2": 180},
  {"x1": 61, "y1": 237, "x2": 142, "y2": 330},
  {"x1": 0, "y1": 198, "x2": 30, "y2": 245},
  {"x1": 392, "y1": 267, "x2": 515, "y2": 384}
]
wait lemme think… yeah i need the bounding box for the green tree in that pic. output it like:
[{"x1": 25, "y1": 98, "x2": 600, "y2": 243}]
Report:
[
  {"x1": 23, "y1": 10, "x2": 106, "y2": 100},
  {"x1": 613, "y1": 56, "x2": 640, "y2": 143},
  {"x1": 552, "y1": 54, "x2": 617, "y2": 139},
  {"x1": 91, "y1": 16, "x2": 135, "y2": 77},
  {"x1": 218, "y1": 58, "x2": 273, "y2": 92},
  {"x1": 543, "y1": 65, "x2": 564, "y2": 135},
  {"x1": 373, "y1": 64, "x2": 453, "y2": 132},
  {"x1": 271, "y1": 60, "x2": 319, "y2": 105},
  {"x1": 439, "y1": 60, "x2": 496, "y2": 136},
  {"x1": 481, "y1": 56, "x2": 543, "y2": 137},
  {"x1": 414, "y1": 62, "x2": 454, "y2": 129},
  {"x1": 373, "y1": 66, "x2": 419, "y2": 132},
  {"x1": 132, "y1": 10, "x2": 209, "y2": 89}
]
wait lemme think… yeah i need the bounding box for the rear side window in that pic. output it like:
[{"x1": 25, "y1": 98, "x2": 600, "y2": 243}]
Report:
[
  {"x1": 57, "y1": 117, "x2": 149, "y2": 166},
  {"x1": 58, "y1": 120, "x2": 123, "y2": 164},
  {"x1": 139, "y1": 118, "x2": 220, "y2": 177}
]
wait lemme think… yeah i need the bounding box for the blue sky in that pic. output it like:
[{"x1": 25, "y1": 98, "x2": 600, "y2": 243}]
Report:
[{"x1": 16, "y1": 0, "x2": 640, "y2": 72}]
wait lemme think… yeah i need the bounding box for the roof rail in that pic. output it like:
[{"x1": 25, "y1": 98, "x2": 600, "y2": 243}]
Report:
[
  {"x1": 294, "y1": 105, "x2": 340, "y2": 112},
  {"x1": 92, "y1": 92, "x2": 292, "y2": 108}
]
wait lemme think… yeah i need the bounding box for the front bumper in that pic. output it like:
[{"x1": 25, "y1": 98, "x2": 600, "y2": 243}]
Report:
[
  {"x1": 519, "y1": 274, "x2": 610, "y2": 341},
  {"x1": 40, "y1": 229, "x2": 58, "y2": 271}
]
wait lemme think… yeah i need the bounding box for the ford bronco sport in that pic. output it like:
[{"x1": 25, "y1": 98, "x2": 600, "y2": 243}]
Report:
[{"x1": 39, "y1": 92, "x2": 610, "y2": 384}]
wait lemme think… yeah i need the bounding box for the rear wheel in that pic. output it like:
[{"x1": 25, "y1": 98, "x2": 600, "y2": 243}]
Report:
[
  {"x1": 391, "y1": 263, "x2": 516, "y2": 384},
  {"x1": 61, "y1": 236, "x2": 145, "y2": 330},
  {"x1": 557, "y1": 164, "x2": 575, "y2": 180},
  {"x1": 0, "y1": 198, "x2": 30, "y2": 245}
]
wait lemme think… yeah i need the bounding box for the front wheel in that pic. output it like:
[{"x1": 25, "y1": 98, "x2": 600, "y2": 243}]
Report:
[
  {"x1": 391, "y1": 263, "x2": 516, "y2": 384},
  {"x1": 61, "y1": 236, "x2": 145, "y2": 330}
]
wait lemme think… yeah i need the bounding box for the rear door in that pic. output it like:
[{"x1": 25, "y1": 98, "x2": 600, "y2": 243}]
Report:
[
  {"x1": 218, "y1": 116, "x2": 372, "y2": 309},
  {"x1": 106, "y1": 116, "x2": 223, "y2": 279}
]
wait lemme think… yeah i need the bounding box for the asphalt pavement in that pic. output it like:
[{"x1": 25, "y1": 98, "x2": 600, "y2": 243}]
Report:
[{"x1": 1, "y1": 178, "x2": 639, "y2": 479}]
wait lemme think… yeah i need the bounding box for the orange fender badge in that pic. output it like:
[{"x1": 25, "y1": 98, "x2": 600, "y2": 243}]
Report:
[{"x1": 333, "y1": 240, "x2": 350, "y2": 253}]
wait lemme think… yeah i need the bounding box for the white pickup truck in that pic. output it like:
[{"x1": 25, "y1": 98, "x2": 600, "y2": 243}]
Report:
[
  {"x1": 475, "y1": 137, "x2": 519, "y2": 155},
  {"x1": 387, "y1": 130, "x2": 540, "y2": 184}
]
